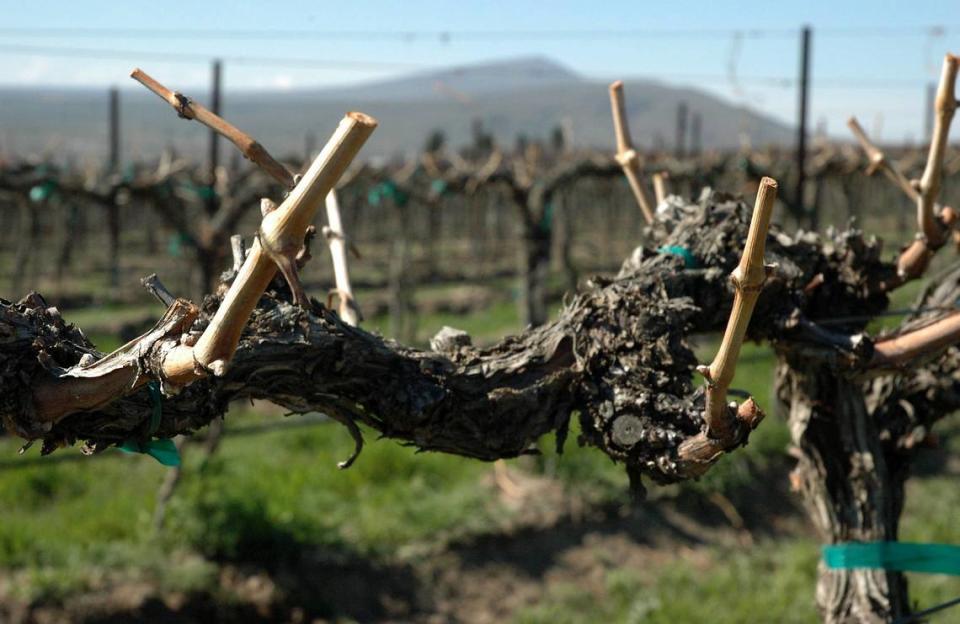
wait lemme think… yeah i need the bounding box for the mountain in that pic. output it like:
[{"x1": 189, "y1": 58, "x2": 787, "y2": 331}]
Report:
[
  {"x1": 309, "y1": 56, "x2": 582, "y2": 102},
  {"x1": 0, "y1": 56, "x2": 793, "y2": 163}
]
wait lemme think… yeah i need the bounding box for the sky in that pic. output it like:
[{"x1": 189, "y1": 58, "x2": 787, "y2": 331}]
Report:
[{"x1": 0, "y1": 0, "x2": 958, "y2": 142}]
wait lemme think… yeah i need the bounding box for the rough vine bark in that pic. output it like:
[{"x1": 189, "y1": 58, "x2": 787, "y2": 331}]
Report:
[
  {"x1": 6, "y1": 184, "x2": 960, "y2": 621},
  {"x1": 778, "y1": 257, "x2": 960, "y2": 622},
  {"x1": 779, "y1": 362, "x2": 910, "y2": 622},
  {"x1": 0, "y1": 189, "x2": 912, "y2": 479},
  {"x1": 2, "y1": 58, "x2": 959, "y2": 623}
]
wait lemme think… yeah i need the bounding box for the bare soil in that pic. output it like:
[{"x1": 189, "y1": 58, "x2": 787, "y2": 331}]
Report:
[{"x1": 2, "y1": 464, "x2": 806, "y2": 624}]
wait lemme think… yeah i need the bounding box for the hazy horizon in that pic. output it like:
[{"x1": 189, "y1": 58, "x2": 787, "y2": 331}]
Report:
[
  {"x1": 0, "y1": 55, "x2": 799, "y2": 163},
  {"x1": 1, "y1": 1, "x2": 958, "y2": 144}
]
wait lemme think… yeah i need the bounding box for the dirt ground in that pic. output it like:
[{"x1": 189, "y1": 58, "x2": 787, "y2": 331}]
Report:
[{"x1": 1, "y1": 466, "x2": 806, "y2": 624}]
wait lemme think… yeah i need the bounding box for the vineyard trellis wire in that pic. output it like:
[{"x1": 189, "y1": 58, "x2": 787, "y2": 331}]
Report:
[{"x1": 1, "y1": 52, "x2": 959, "y2": 624}]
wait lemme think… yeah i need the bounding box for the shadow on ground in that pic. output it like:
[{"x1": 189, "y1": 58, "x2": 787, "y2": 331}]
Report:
[{"x1": 2, "y1": 458, "x2": 807, "y2": 624}]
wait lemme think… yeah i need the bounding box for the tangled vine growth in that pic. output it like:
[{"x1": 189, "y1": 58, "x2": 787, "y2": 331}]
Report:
[
  {"x1": 0, "y1": 187, "x2": 933, "y2": 480},
  {"x1": 1, "y1": 56, "x2": 959, "y2": 623}
]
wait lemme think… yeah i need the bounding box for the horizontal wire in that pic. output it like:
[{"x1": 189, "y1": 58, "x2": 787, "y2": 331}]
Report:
[
  {"x1": 0, "y1": 26, "x2": 956, "y2": 40},
  {"x1": 0, "y1": 45, "x2": 933, "y2": 91},
  {"x1": 0, "y1": 43, "x2": 432, "y2": 72},
  {"x1": 0, "y1": 27, "x2": 802, "y2": 40}
]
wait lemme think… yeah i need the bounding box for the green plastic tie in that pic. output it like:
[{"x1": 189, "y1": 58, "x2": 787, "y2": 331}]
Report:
[
  {"x1": 117, "y1": 381, "x2": 181, "y2": 467},
  {"x1": 656, "y1": 245, "x2": 697, "y2": 269},
  {"x1": 29, "y1": 181, "x2": 57, "y2": 203},
  {"x1": 198, "y1": 184, "x2": 216, "y2": 200},
  {"x1": 540, "y1": 201, "x2": 554, "y2": 232},
  {"x1": 122, "y1": 163, "x2": 137, "y2": 184},
  {"x1": 167, "y1": 232, "x2": 189, "y2": 258},
  {"x1": 823, "y1": 542, "x2": 960, "y2": 576},
  {"x1": 430, "y1": 178, "x2": 448, "y2": 197},
  {"x1": 367, "y1": 180, "x2": 409, "y2": 208}
]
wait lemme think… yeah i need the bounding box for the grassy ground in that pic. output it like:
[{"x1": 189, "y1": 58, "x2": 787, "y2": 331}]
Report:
[{"x1": 1, "y1": 269, "x2": 960, "y2": 621}]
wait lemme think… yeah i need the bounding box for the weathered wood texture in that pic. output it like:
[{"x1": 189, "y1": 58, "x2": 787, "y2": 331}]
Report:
[
  {"x1": 0, "y1": 191, "x2": 900, "y2": 479},
  {"x1": 6, "y1": 185, "x2": 960, "y2": 622}
]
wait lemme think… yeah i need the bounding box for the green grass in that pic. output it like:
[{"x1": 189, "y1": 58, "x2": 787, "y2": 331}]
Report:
[
  {"x1": 517, "y1": 449, "x2": 960, "y2": 624},
  {"x1": 0, "y1": 405, "x2": 515, "y2": 602},
  {"x1": 2, "y1": 276, "x2": 958, "y2": 618},
  {"x1": 900, "y1": 473, "x2": 960, "y2": 615},
  {"x1": 365, "y1": 298, "x2": 525, "y2": 347},
  {"x1": 515, "y1": 539, "x2": 820, "y2": 624},
  {"x1": 164, "y1": 415, "x2": 510, "y2": 560},
  {"x1": 62, "y1": 303, "x2": 159, "y2": 330},
  {"x1": 0, "y1": 456, "x2": 166, "y2": 568},
  {"x1": 0, "y1": 296, "x2": 789, "y2": 607},
  {"x1": 0, "y1": 448, "x2": 217, "y2": 604},
  {"x1": 897, "y1": 415, "x2": 960, "y2": 614}
]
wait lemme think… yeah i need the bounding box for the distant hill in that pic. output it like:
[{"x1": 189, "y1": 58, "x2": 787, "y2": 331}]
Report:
[
  {"x1": 0, "y1": 56, "x2": 793, "y2": 164},
  {"x1": 314, "y1": 56, "x2": 582, "y2": 102}
]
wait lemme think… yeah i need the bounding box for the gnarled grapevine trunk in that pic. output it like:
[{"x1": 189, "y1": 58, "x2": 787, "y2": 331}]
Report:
[
  {"x1": 3, "y1": 193, "x2": 791, "y2": 484},
  {"x1": 778, "y1": 360, "x2": 909, "y2": 623},
  {"x1": 10, "y1": 195, "x2": 40, "y2": 295},
  {"x1": 519, "y1": 221, "x2": 551, "y2": 328},
  {"x1": 6, "y1": 185, "x2": 960, "y2": 624}
]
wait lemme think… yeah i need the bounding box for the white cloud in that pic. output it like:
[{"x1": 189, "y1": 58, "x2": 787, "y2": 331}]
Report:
[
  {"x1": 14, "y1": 56, "x2": 52, "y2": 84},
  {"x1": 272, "y1": 74, "x2": 293, "y2": 90}
]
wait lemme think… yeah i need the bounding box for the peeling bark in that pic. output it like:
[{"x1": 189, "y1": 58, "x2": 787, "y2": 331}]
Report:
[
  {"x1": 778, "y1": 360, "x2": 908, "y2": 623},
  {"x1": 6, "y1": 185, "x2": 960, "y2": 621},
  {"x1": 0, "y1": 192, "x2": 898, "y2": 483}
]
